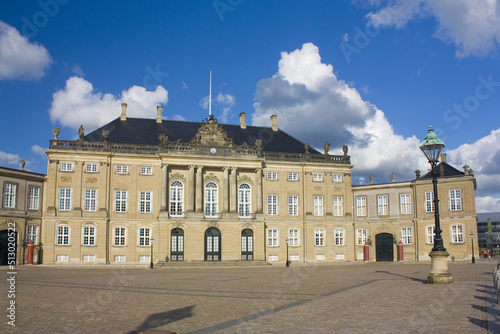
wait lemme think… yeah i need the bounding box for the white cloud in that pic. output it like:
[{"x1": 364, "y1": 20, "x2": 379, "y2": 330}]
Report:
[
  {"x1": 182, "y1": 82, "x2": 188, "y2": 89},
  {"x1": 0, "y1": 20, "x2": 52, "y2": 80},
  {"x1": 72, "y1": 64, "x2": 85, "y2": 77},
  {"x1": 200, "y1": 92, "x2": 236, "y2": 123},
  {"x1": 31, "y1": 145, "x2": 46, "y2": 156},
  {"x1": 49, "y1": 76, "x2": 168, "y2": 131},
  {"x1": 0, "y1": 151, "x2": 20, "y2": 166},
  {"x1": 475, "y1": 196, "x2": 500, "y2": 213},
  {"x1": 366, "y1": 0, "x2": 500, "y2": 58}
]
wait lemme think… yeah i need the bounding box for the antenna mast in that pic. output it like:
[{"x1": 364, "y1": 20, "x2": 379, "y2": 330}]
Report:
[{"x1": 209, "y1": 70, "x2": 212, "y2": 116}]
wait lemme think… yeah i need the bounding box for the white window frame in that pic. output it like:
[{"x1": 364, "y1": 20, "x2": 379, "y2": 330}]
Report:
[
  {"x1": 267, "y1": 172, "x2": 278, "y2": 180},
  {"x1": 139, "y1": 191, "x2": 152, "y2": 213},
  {"x1": 169, "y1": 180, "x2": 184, "y2": 216},
  {"x1": 28, "y1": 186, "x2": 40, "y2": 210},
  {"x1": 114, "y1": 255, "x2": 126, "y2": 262},
  {"x1": 113, "y1": 227, "x2": 126, "y2": 246},
  {"x1": 116, "y1": 165, "x2": 129, "y2": 174},
  {"x1": 115, "y1": 190, "x2": 127, "y2": 213},
  {"x1": 3, "y1": 183, "x2": 16, "y2": 208},
  {"x1": 267, "y1": 229, "x2": 279, "y2": 247},
  {"x1": 332, "y1": 174, "x2": 342, "y2": 182},
  {"x1": 401, "y1": 227, "x2": 413, "y2": 244},
  {"x1": 288, "y1": 229, "x2": 300, "y2": 247},
  {"x1": 27, "y1": 225, "x2": 39, "y2": 245},
  {"x1": 333, "y1": 196, "x2": 343, "y2": 217},
  {"x1": 451, "y1": 224, "x2": 464, "y2": 243},
  {"x1": 334, "y1": 228, "x2": 345, "y2": 246},
  {"x1": 287, "y1": 173, "x2": 298, "y2": 181},
  {"x1": 60, "y1": 162, "x2": 73, "y2": 172},
  {"x1": 138, "y1": 227, "x2": 151, "y2": 246},
  {"x1": 238, "y1": 183, "x2": 251, "y2": 217},
  {"x1": 85, "y1": 163, "x2": 98, "y2": 173},
  {"x1": 84, "y1": 189, "x2": 97, "y2": 212},
  {"x1": 59, "y1": 188, "x2": 72, "y2": 211},
  {"x1": 267, "y1": 195, "x2": 278, "y2": 216},
  {"x1": 400, "y1": 193, "x2": 411, "y2": 215},
  {"x1": 204, "y1": 182, "x2": 218, "y2": 217},
  {"x1": 426, "y1": 225, "x2": 434, "y2": 244},
  {"x1": 356, "y1": 196, "x2": 367, "y2": 217},
  {"x1": 313, "y1": 173, "x2": 323, "y2": 182},
  {"x1": 425, "y1": 191, "x2": 434, "y2": 213},
  {"x1": 82, "y1": 226, "x2": 96, "y2": 246},
  {"x1": 449, "y1": 189, "x2": 462, "y2": 211},
  {"x1": 56, "y1": 225, "x2": 70, "y2": 245},
  {"x1": 313, "y1": 196, "x2": 323, "y2": 216},
  {"x1": 288, "y1": 195, "x2": 299, "y2": 216},
  {"x1": 140, "y1": 166, "x2": 153, "y2": 175},
  {"x1": 356, "y1": 228, "x2": 368, "y2": 246},
  {"x1": 377, "y1": 195, "x2": 388, "y2": 216},
  {"x1": 315, "y1": 228, "x2": 325, "y2": 246}
]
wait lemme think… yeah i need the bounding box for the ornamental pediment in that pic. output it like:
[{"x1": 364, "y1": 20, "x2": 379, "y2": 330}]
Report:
[{"x1": 190, "y1": 115, "x2": 234, "y2": 147}]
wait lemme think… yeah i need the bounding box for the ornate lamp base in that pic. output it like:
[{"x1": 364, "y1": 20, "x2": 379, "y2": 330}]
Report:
[{"x1": 428, "y1": 250, "x2": 453, "y2": 284}]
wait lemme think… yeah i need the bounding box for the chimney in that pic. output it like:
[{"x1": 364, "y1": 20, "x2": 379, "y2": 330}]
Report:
[
  {"x1": 120, "y1": 103, "x2": 127, "y2": 121},
  {"x1": 440, "y1": 152, "x2": 446, "y2": 163},
  {"x1": 270, "y1": 114, "x2": 278, "y2": 132},
  {"x1": 156, "y1": 105, "x2": 163, "y2": 124},
  {"x1": 239, "y1": 112, "x2": 247, "y2": 129}
]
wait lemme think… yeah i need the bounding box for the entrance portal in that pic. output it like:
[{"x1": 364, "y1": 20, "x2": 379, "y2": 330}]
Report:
[
  {"x1": 376, "y1": 233, "x2": 394, "y2": 262},
  {"x1": 205, "y1": 227, "x2": 221, "y2": 261},
  {"x1": 241, "y1": 229, "x2": 253, "y2": 260},
  {"x1": 171, "y1": 228, "x2": 184, "y2": 261},
  {"x1": 0, "y1": 229, "x2": 16, "y2": 266}
]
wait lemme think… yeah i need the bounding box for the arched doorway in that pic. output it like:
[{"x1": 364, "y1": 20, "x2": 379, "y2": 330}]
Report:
[
  {"x1": 205, "y1": 227, "x2": 221, "y2": 261},
  {"x1": 241, "y1": 229, "x2": 253, "y2": 260},
  {"x1": 376, "y1": 233, "x2": 394, "y2": 262},
  {"x1": 0, "y1": 229, "x2": 17, "y2": 266},
  {"x1": 171, "y1": 228, "x2": 184, "y2": 261}
]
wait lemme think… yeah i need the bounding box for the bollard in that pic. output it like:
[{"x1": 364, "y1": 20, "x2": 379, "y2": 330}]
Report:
[
  {"x1": 27, "y1": 240, "x2": 34, "y2": 265},
  {"x1": 364, "y1": 242, "x2": 370, "y2": 262},
  {"x1": 397, "y1": 240, "x2": 404, "y2": 262}
]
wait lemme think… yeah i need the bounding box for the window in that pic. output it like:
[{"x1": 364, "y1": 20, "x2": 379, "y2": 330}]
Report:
[
  {"x1": 356, "y1": 228, "x2": 368, "y2": 246},
  {"x1": 85, "y1": 163, "x2": 98, "y2": 173},
  {"x1": 28, "y1": 187, "x2": 40, "y2": 210},
  {"x1": 289, "y1": 254, "x2": 299, "y2": 261},
  {"x1": 377, "y1": 195, "x2": 388, "y2": 215},
  {"x1": 83, "y1": 255, "x2": 95, "y2": 262},
  {"x1": 139, "y1": 191, "x2": 152, "y2": 213},
  {"x1": 114, "y1": 255, "x2": 126, "y2": 262},
  {"x1": 336, "y1": 254, "x2": 345, "y2": 260},
  {"x1": 288, "y1": 173, "x2": 298, "y2": 181},
  {"x1": 288, "y1": 195, "x2": 299, "y2": 216},
  {"x1": 56, "y1": 255, "x2": 69, "y2": 262},
  {"x1": 401, "y1": 227, "x2": 413, "y2": 244},
  {"x1": 138, "y1": 228, "x2": 151, "y2": 246},
  {"x1": 116, "y1": 165, "x2": 128, "y2": 174},
  {"x1": 140, "y1": 166, "x2": 153, "y2": 175},
  {"x1": 426, "y1": 225, "x2": 434, "y2": 244},
  {"x1": 268, "y1": 255, "x2": 278, "y2": 262},
  {"x1": 313, "y1": 196, "x2": 323, "y2": 216},
  {"x1": 333, "y1": 196, "x2": 343, "y2": 217},
  {"x1": 400, "y1": 194, "x2": 411, "y2": 215},
  {"x1": 425, "y1": 191, "x2": 434, "y2": 212},
  {"x1": 60, "y1": 162, "x2": 73, "y2": 172},
  {"x1": 449, "y1": 189, "x2": 462, "y2": 211},
  {"x1": 267, "y1": 172, "x2": 278, "y2": 180},
  {"x1": 267, "y1": 229, "x2": 278, "y2": 246},
  {"x1": 315, "y1": 228, "x2": 325, "y2": 246},
  {"x1": 451, "y1": 224, "x2": 464, "y2": 243},
  {"x1": 114, "y1": 227, "x2": 126, "y2": 246},
  {"x1": 332, "y1": 174, "x2": 342, "y2": 182},
  {"x1": 59, "y1": 188, "x2": 71, "y2": 211},
  {"x1": 288, "y1": 229, "x2": 299, "y2": 246},
  {"x1": 115, "y1": 191, "x2": 127, "y2": 212},
  {"x1": 3, "y1": 183, "x2": 16, "y2": 208},
  {"x1": 238, "y1": 183, "x2": 251, "y2": 217},
  {"x1": 334, "y1": 228, "x2": 345, "y2": 246},
  {"x1": 170, "y1": 181, "x2": 184, "y2": 216},
  {"x1": 204, "y1": 182, "x2": 218, "y2": 217},
  {"x1": 139, "y1": 255, "x2": 151, "y2": 263},
  {"x1": 84, "y1": 189, "x2": 97, "y2": 211},
  {"x1": 313, "y1": 173, "x2": 323, "y2": 182},
  {"x1": 56, "y1": 225, "x2": 70, "y2": 245},
  {"x1": 83, "y1": 226, "x2": 95, "y2": 246},
  {"x1": 27, "y1": 225, "x2": 39, "y2": 245},
  {"x1": 356, "y1": 196, "x2": 367, "y2": 217},
  {"x1": 267, "y1": 195, "x2": 278, "y2": 215},
  {"x1": 316, "y1": 254, "x2": 325, "y2": 260}
]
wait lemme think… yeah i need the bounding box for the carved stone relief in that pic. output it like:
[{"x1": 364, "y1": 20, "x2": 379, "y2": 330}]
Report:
[
  {"x1": 204, "y1": 173, "x2": 220, "y2": 183},
  {"x1": 169, "y1": 172, "x2": 185, "y2": 182},
  {"x1": 238, "y1": 175, "x2": 253, "y2": 185},
  {"x1": 60, "y1": 176, "x2": 72, "y2": 183}
]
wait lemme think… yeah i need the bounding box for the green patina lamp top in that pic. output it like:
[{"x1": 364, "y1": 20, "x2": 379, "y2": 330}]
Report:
[
  {"x1": 419, "y1": 125, "x2": 445, "y2": 148},
  {"x1": 419, "y1": 125, "x2": 445, "y2": 163}
]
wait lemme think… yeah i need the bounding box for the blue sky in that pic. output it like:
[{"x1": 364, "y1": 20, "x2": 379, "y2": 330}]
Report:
[{"x1": 1, "y1": 0, "x2": 499, "y2": 212}]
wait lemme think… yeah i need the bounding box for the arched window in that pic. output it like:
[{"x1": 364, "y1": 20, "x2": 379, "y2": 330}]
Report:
[
  {"x1": 170, "y1": 180, "x2": 184, "y2": 217},
  {"x1": 204, "y1": 182, "x2": 218, "y2": 217},
  {"x1": 238, "y1": 183, "x2": 251, "y2": 217}
]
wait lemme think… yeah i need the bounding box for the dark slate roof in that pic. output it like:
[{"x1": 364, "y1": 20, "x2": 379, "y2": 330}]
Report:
[
  {"x1": 84, "y1": 117, "x2": 321, "y2": 154},
  {"x1": 417, "y1": 162, "x2": 465, "y2": 180}
]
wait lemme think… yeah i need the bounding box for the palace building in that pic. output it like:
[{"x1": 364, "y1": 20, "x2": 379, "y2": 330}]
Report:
[{"x1": 37, "y1": 104, "x2": 477, "y2": 265}]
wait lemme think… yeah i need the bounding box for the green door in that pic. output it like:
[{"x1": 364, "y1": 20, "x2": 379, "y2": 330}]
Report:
[{"x1": 376, "y1": 233, "x2": 394, "y2": 262}]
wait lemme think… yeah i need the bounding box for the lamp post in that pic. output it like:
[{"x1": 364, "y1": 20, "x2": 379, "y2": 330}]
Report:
[
  {"x1": 419, "y1": 126, "x2": 453, "y2": 284},
  {"x1": 470, "y1": 231, "x2": 475, "y2": 264},
  {"x1": 285, "y1": 237, "x2": 290, "y2": 267},
  {"x1": 150, "y1": 237, "x2": 154, "y2": 269}
]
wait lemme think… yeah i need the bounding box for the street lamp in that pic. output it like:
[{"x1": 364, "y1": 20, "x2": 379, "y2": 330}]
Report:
[
  {"x1": 470, "y1": 231, "x2": 475, "y2": 264},
  {"x1": 285, "y1": 237, "x2": 290, "y2": 267},
  {"x1": 419, "y1": 126, "x2": 453, "y2": 284},
  {"x1": 150, "y1": 236, "x2": 154, "y2": 269}
]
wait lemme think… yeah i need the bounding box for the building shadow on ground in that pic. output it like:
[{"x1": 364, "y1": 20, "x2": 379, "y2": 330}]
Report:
[
  {"x1": 127, "y1": 305, "x2": 195, "y2": 334},
  {"x1": 374, "y1": 270, "x2": 427, "y2": 284}
]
